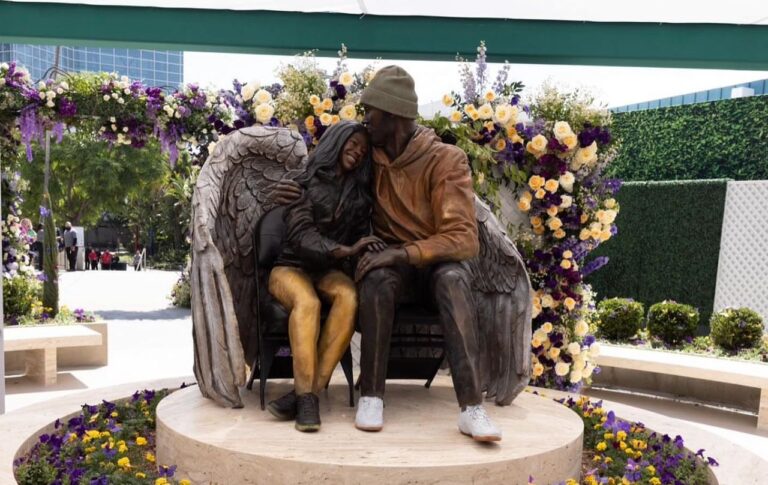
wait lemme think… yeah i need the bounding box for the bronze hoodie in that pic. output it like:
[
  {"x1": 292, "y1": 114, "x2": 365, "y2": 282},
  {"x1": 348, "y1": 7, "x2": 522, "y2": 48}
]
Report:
[{"x1": 372, "y1": 126, "x2": 479, "y2": 266}]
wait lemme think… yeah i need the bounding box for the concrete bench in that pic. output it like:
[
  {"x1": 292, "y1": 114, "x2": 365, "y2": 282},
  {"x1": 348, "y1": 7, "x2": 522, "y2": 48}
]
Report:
[
  {"x1": 4, "y1": 325, "x2": 102, "y2": 386},
  {"x1": 594, "y1": 344, "x2": 768, "y2": 430}
]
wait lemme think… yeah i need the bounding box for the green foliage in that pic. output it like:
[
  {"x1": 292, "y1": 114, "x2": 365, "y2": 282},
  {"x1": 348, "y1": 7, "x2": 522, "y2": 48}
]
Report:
[
  {"x1": 587, "y1": 180, "x2": 727, "y2": 328},
  {"x1": 596, "y1": 298, "x2": 644, "y2": 341},
  {"x1": 42, "y1": 193, "x2": 58, "y2": 316},
  {"x1": 2, "y1": 274, "x2": 41, "y2": 323},
  {"x1": 274, "y1": 53, "x2": 327, "y2": 123},
  {"x1": 18, "y1": 125, "x2": 167, "y2": 227},
  {"x1": 710, "y1": 307, "x2": 765, "y2": 351},
  {"x1": 647, "y1": 300, "x2": 700, "y2": 345},
  {"x1": 529, "y1": 82, "x2": 613, "y2": 134},
  {"x1": 609, "y1": 96, "x2": 768, "y2": 181},
  {"x1": 170, "y1": 270, "x2": 191, "y2": 308}
]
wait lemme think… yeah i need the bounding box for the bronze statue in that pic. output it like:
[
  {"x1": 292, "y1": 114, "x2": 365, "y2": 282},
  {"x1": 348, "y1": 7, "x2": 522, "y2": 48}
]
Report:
[{"x1": 190, "y1": 68, "x2": 532, "y2": 442}]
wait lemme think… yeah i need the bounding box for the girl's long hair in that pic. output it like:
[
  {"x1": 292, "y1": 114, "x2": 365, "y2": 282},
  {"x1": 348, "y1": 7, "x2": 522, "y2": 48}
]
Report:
[{"x1": 294, "y1": 121, "x2": 372, "y2": 205}]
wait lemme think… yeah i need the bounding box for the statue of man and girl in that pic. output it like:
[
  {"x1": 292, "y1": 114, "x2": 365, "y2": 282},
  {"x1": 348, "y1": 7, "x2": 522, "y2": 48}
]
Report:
[{"x1": 265, "y1": 65, "x2": 503, "y2": 441}]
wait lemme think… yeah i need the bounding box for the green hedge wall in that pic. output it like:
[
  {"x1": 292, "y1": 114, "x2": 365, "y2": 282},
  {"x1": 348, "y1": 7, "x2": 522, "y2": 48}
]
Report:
[
  {"x1": 608, "y1": 96, "x2": 768, "y2": 181},
  {"x1": 587, "y1": 180, "x2": 728, "y2": 330}
]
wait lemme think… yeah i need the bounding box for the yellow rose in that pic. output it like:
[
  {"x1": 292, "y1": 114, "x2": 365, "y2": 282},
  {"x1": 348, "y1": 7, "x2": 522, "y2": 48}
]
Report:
[
  {"x1": 533, "y1": 225, "x2": 545, "y2": 235},
  {"x1": 528, "y1": 175, "x2": 545, "y2": 190},
  {"x1": 254, "y1": 89, "x2": 272, "y2": 104},
  {"x1": 527, "y1": 134, "x2": 548, "y2": 153},
  {"x1": 510, "y1": 133, "x2": 524, "y2": 144},
  {"x1": 562, "y1": 133, "x2": 578, "y2": 150},
  {"x1": 442, "y1": 94, "x2": 454, "y2": 107},
  {"x1": 484, "y1": 90, "x2": 496, "y2": 102},
  {"x1": 549, "y1": 347, "x2": 561, "y2": 359},
  {"x1": 531, "y1": 336, "x2": 542, "y2": 347},
  {"x1": 579, "y1": 229, "x2": 590, "y2": 241},
  {"x1": 542, "y1": 322, "x2": 553, "y2": 333},
  {"x1": 575, "y1": 320, "x2": 589, "y2": 337},
  {"x1": 605, "y1": 198, "x2": 617, "y2": 209},
  {"x1": 563, "y1": 250, "x2": 573, "y2": 259},
  {"x1": 580, "y1": 213, "x2": 589, "y2": 224},
  {"x1": 338, "y1": 71, "x2": 354, "y2": 87},
  {"x1": 464, "y1": 104, "x2": 477, "y2": 116},
  {"x1": 546, "y1": 206, "x2": 559, "y2": 217},
  {"x1": 314, "y1": 106, "x2": 325, "y2": 116},
  {"x1": 495, "y1": 138, "x2": 507, "y2": 151},
  {"x1": 254, "y1": 103, "x2": 275, "y2": 123},
  {"x1": 331, "y1": 115, "x2": 341, "y2": 125},
  {"x1": 449, "y1": 110, "x2": 462, "y2": 123},
  {"x1": 547, "y1": 217, "x2": 562, "y2": 231},
  {"x1": 554, "y1": 229, "x2": 566, "y2": 239},
  {"x1": 530, "y1": 216, "x2": 543, "y2": 227},
  {"x1": 532, "y1": 362, "x2": 544, "y2": 377},
  {"x1": 517, "y1": 199, "x2": 531, "y2": 211},
  {"x1": 544, "y1": 179, "x2": 559, "y2": 193},
  {"x1": 339, "y1": 104, "x2": 357, "y2": 121},
  {"x1": 570, "y1": 369, "x2": 583, "y2": 383},
  {"x1": 308, "y1": 94, "x2": 321, "y2": 106},
  {"x1": 561, "y1": 259, "x2": 572, "y2": 270},
  {"x1": 599, "y1": 229, "x2": 612, "y2": 242},
  {"x1": 520, "y1": 190, "x2": 533, "y2": 202},
  {"x1": 494, "y1": 104, "x2": 513, "y2": 124},
  {"x1": 468, "y1": 110, "x2": 480, "y2": 121},
  {"x1": 553, "y1": 121, "x2": 573, "y2": 141},
  {"x1": 321, "y1": 98, "x2": 333, "y2": 111},
  {"x1": 599, "y1": 209, "x2": 617, "y2": 224},
  {"x1": 541, "y1": 294, "x2": 555, "y2": 308},
  {"x1": 535, "y1": 188, "x2": 546, "y2": 199},
  {"x1": 303, "y1": 115, "x2": 315, "y2": 128},
  {"x1": 319, "y1": 112, "x2": 333, "y2": 126},
  {"x1": 477, "y1": 103, "x2": 494, "y2": 120}
]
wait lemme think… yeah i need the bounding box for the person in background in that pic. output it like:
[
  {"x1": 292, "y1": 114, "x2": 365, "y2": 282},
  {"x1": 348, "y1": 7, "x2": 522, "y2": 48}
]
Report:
[
  {"x1": 63, "y1": 222, "x2": 77, "y2": 271},
  {"x1": 133, "y1": 249, "x2": 142, "y2": 271},
  {"x1": 87, "y1": 247, "x2": 99, "y2": 270},
  {"x1": 100, "y1": 249, "x2": 112, "y2": 270}
]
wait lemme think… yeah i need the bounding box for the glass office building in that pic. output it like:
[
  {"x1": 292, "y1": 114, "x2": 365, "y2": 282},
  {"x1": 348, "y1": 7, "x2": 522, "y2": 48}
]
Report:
[{"x1": 0, "y1": 44, "x2": 183, "y2": 88}]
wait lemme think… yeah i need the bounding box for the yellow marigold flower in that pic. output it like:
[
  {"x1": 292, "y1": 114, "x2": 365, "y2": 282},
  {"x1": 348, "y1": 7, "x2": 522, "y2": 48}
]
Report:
[
  {"x1": 449, "y1": 110, "x2": 462, "y2": 123},
  {"x1": 585, "y1": 476, "x2": 599, "y2": 485},
  {"x1": 544, "y1": 179, "x2": 559, "y2": 193},
  {"x1": 119, "y1": 443, "x2": 128, "y2": 453},
  {"x1": 650, "y1": 478, "x2": 661, "y2": 485},
  {"x1": 554, "y1": 229, "x2": 566, "y2": 239},
  {"x1": 561, "y1": 260, "x2": 572, "y2": 270},
  {"x1": 528, "y1": 175, "x2": 545, "y2": 190},
  {"x1": 321, "y1": 98, "x2": 333, "y2": 111},
  {"x1": 314, "y1": 106, "x2": 325, "y2": 116},
  {"x1": 339, "y1": 71, "x2": 354, "y2": 87},
  {"x1": 495, "y1": 138, "x2": 507, "y2": 151},
  {"x1": 596, "y1": 441, "x2": 607, "y2": 451},
  {"x1": 136, "y1": 472, "x2": 147, "y2": 479},
  {"x1": 442, "y1": 94, "x2": 454, "y2": 107},
  {"x1": 117, "y1": 457, "x2": 131, "y2": 469},
  {"x1": 146, "y1": 452, "x2": 156, "y2": 463},
  {"x1": 86, "y1": 430, "x2": 101, "y2": 439},
  {"x1": 517, "y1": 199, "x2": 531, "y2": 212},
  {"x1": 617, "y1": 431, "x2": 627, "y2": 441},
  {"x1": 136, "y1": 436, "x2": 148, "y2": 446}
]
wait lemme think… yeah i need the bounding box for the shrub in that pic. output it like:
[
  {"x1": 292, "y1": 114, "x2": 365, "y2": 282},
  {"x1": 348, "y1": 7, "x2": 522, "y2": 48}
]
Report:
[
  {"x1": 710, "y1": 307, "x2": 765, "y2": 351},
  {"x1": 596, "y1": 298, "x2": 644, "y2": 341},
  {"x1": 647, "y1": 300, "x2": 699, "y2": 345},
  {"x1": 170, "y1": 271, "x2": 191, "y2": 308},
  {"x1": 3, "y1": 274, "x2": 41, "y2": 323}
]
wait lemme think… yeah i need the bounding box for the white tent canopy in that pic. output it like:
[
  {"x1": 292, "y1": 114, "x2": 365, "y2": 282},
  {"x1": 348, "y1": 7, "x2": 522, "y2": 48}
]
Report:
[{"x1": 7, "y1": 0, "x2": 768, "y2": 24}]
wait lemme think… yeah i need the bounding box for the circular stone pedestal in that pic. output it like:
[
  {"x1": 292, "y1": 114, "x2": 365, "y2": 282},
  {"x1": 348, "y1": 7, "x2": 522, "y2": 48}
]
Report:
[{"x1": 157, "y1": 383, "x2": 583, "y2": 484}]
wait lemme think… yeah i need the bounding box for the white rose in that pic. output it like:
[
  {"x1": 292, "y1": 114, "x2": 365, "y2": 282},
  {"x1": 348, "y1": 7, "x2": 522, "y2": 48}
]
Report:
[
  {"x1": 553, "y1": 121, "x2": 573, "y2": 141},
  {"x1": 477, "y1": 103, "x2": 494, "y2": 120},
  {"x1": 117, "y1": 97, "x2": 125, "y2": 104},
  {"x1": 533, "y1": 329, "x2": 548, "y2": 343},
  {"x1": 569, "y1": 369, "x2": 583, "y2": 383},
  {"x1": 560, "y1": 195, "x2": 573, "y2": 209},
  {"x1": 589, "y1": 342, "x2": 601, "y2": 357},
  {"x1": 583, "y1": 363, "x2": 596, "y2": 378},
  {"x1": 109, "y1": 117, "x2": 116, "y2": 123},
  {"x1": 339, "y1": 71, "x2": 354, "y2": 87},
  {"x1": 59, "y1": 81, "x2": 69, "y2": 90},
  {"x1": 174, "y1": 111, "x2": 181, "y2": 119},
  {"x1": 241, "y1": 83, "x2": 257, "y2": 102},
  {"x1": 567, "y1": 342, "x2": 581, "y2": 355},
  {"x1": 575, "y1": 320, "x2": 589, "y2": 337},
  {"x1": 37, "y1": 81, "x2": 46, "y2": 90},
  {"x1": 124, "y1": 88, "x2": 131, "y2": 95},
  {"x1": 122, "y1": 127, "x2": 129, "y2": 133},
  {"x1": 558, "y1": 172, "x2": 576, "y2": 192},
  {"x1": 111, "y1": 92, "x2": 118, "y2": 99},
  {"x1": 555, "y1": 362, "x2": 570, "y2": 376},
  {"x1": 46, "y1": 100, "x2": 55, "y2": 108},
  {"x1": 0, "y1": 62, "x2": 8, "y2": 70},
  {"x1": 339, "y1": 104, "x2": 357, "y2": 121},
  {"x1": 541, "y1": 294, "x2": 555, "y2": 308},
  {"x1": 493, "y1": 104, "x2": 513, "y2": 124},
  {"x1": 111, "y1": 124, "x2": 117, "y2": 131},
  {"x1": 255, "y1": 103, "x2": 275, "y2": 123},
  {"x1": 56, "y1": 87, "x2": 63, "y2": 95},
  {"x1": 254, "y1": 89, "x2": 272, "y2": 104}
]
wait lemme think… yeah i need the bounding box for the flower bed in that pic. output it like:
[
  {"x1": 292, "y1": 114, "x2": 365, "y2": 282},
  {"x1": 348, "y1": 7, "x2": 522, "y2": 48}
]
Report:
[
  {"x1": 14, "y1": 389, "x2": 190, "y2": 485},
  {"x1": 529, "y1": 396, "x2": 718, "y2": 485}
]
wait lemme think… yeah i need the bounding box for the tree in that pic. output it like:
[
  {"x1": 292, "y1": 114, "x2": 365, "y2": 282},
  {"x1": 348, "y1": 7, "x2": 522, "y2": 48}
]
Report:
[{"x1": 18, "y1": 124, "x2": 167, "y2": 228}]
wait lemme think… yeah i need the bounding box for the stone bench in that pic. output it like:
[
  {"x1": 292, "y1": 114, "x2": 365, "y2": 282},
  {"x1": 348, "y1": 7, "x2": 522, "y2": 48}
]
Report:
[
  {"x1": 4, "y1": 325, "x2": 102, "y2": 385},
  {"x1": 594, "y1": 344, "x2": 768, "y2": 430}
]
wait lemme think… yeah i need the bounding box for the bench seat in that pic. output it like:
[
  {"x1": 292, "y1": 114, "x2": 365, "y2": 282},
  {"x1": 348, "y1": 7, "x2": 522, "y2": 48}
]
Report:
[
  {"x1": 4, "y1": 325, "x2": 103, "y2": 385},
  {"x1": 594, "y1": 344, "x2": 768, "y2": 430}
]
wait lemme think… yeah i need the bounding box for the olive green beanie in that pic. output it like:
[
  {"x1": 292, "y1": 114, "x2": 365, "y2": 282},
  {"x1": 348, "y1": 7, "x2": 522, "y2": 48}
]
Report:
[{"x1": 360, "y1": 65, "x2": 419, "y2": 119}]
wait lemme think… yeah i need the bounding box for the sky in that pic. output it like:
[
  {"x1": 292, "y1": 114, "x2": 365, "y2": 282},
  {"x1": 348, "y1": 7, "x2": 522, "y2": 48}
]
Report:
[{"x1": 184, "y1": 51, "x2": 768, "y2": 110}]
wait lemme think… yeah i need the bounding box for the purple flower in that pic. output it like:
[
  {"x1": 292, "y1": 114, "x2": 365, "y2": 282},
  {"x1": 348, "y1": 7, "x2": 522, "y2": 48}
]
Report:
[{"x1": 36, "y1": 273, "x2": 48, "y2": 282}]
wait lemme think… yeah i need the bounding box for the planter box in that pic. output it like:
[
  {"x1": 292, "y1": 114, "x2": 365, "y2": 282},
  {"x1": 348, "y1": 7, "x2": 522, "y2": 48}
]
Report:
[{"x1": 4, "y1": 321, "x2": 108, "y2": 374}]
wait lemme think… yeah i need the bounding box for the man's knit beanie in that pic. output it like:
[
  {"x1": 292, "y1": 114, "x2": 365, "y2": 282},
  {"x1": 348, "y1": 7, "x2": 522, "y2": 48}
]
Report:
[{"x1": 360, "y1": 65, "x2": 419, "y2": 119}]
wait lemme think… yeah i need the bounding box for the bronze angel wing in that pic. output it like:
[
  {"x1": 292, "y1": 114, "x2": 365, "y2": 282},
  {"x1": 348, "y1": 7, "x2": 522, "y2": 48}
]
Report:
[
  {"x1": 467, "y1": 196, "x2": 534, "y2": 405},
  {"x1": 190, "y1": 126, "x2": 307, "y2": 408}
]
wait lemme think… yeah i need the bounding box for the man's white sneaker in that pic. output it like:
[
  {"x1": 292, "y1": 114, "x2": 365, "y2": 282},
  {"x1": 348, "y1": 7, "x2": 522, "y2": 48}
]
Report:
[
  {"x1": 355, "y1": 396, "x2": 384, "y2": 431},
  {"x1": 458, "y1": 404, "x2": 502, "y2": 442}
]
